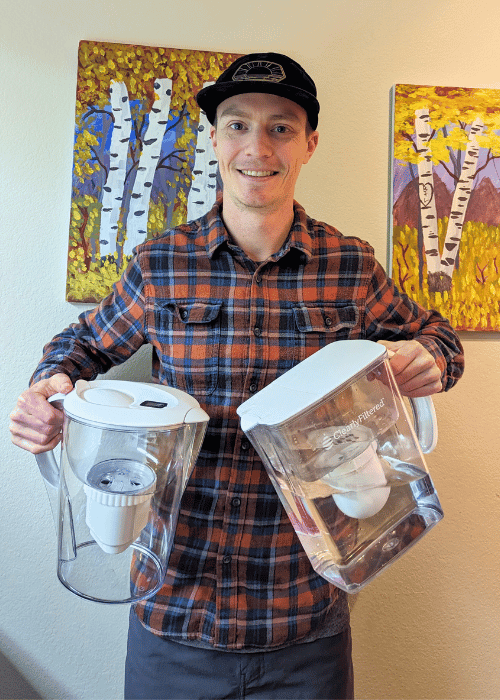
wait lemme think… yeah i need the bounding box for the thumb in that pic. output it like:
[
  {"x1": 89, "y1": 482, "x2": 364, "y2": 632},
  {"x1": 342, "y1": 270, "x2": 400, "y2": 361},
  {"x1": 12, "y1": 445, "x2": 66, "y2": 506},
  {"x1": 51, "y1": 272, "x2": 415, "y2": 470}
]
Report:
[
  {"x1": 376, "y1": 339, "x2": 401, "y2": 358},
  {"x1": 33, "y1": 373, "x2": 73, "y2": 399},
  {"x1": 376, "y1": 339, "x2": 405, "y2": 353}
]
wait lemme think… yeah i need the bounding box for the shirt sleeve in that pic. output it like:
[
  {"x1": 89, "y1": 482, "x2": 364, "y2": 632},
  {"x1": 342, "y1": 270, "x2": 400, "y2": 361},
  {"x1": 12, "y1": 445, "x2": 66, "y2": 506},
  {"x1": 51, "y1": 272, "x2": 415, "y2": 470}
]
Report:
[
  {"x1": 30, "y1": 257, "x2": 147, "y2": 386},
  {"x1": 364, "y1": 258, "x2": 464, "y2": 391}
]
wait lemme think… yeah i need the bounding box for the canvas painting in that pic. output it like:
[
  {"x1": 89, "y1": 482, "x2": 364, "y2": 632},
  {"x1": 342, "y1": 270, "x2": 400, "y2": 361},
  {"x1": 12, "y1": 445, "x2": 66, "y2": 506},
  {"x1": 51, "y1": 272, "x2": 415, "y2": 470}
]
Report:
[
  {"x1": 391, "y1": 84, "x2": 500, "y2": 331},
  {"x1": 66, "y1": 40, "x2": 240, "y2": 302}
]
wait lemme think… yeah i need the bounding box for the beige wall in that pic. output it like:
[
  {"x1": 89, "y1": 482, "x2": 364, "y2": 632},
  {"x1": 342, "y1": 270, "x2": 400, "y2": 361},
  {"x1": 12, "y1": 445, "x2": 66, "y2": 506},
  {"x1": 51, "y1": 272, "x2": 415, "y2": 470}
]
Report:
[{"x1": 1, "y1": 1, "x2": 499, "y2": 698}]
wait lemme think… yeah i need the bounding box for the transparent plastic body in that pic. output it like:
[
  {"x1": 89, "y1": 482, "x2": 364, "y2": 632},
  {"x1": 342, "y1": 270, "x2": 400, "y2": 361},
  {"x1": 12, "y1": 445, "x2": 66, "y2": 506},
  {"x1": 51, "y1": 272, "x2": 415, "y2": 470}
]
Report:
[
  {"x1": 244, "y1": 357, "x2": 443, "y2": 593},
  {"x1": 51, "y1": 416, "x2": 206, "y2": 604}
]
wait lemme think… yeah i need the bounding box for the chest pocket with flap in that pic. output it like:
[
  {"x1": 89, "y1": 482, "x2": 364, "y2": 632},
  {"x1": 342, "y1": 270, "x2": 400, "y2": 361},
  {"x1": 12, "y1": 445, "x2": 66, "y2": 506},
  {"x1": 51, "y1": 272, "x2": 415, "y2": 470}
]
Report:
[
  {"x1": 152, "y1": 300, "x2": 223, "y2": 396},
  {"x1": 291, "y1": 302, "x2": 360, "y2": 362}
]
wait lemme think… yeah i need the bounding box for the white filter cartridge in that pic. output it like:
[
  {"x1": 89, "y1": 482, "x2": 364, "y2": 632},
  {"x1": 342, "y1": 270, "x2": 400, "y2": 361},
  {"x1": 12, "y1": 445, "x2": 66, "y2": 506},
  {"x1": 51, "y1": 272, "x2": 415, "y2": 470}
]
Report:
[{"x1": 84, "y1": 460, "x2": 156, "y2": 554}]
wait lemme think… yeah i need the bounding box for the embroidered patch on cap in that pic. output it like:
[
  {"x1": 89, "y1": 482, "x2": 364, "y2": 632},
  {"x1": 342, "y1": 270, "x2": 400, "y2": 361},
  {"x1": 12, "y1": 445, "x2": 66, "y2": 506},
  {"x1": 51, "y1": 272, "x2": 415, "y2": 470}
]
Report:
[{"x1": 232, "y1": 60, "x2": 286, "y2": 83}]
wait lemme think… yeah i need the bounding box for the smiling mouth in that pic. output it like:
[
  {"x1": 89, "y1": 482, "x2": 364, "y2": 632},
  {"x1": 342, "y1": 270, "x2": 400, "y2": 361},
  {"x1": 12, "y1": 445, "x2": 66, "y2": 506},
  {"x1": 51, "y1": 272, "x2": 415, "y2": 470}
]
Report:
[{"x1": 239, "y1": 170, "x2": 278, "y2": 177}]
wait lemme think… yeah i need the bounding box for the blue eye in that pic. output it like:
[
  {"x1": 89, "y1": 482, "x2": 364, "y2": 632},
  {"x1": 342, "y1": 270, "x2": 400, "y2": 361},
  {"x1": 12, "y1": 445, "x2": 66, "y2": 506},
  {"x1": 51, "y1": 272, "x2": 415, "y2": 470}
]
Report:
[{"x1": 230, "y1": 122, "x2": 244, "y2": 130}]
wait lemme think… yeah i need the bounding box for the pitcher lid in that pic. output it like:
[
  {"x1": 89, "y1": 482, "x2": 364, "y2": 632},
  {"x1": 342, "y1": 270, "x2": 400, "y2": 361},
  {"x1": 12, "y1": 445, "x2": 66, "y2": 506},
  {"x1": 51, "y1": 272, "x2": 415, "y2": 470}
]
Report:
[
  {"x1": 237, "y1": 340, "x2": 386, "y2": 430},
  {"x1": 61, "y1": 380, "x2": 209, "y2": 429}
]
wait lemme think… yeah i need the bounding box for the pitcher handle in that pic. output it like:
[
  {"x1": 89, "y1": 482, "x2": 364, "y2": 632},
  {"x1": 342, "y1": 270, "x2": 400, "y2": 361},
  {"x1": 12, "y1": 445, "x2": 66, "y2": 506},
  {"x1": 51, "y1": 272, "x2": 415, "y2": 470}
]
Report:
[
  {"x1": 36, "y1": 443, "x2": 76, "y2": 555},
  {"x1": 35, "y1": 449, "x2": 61, "y2": 489},
  {"x1": 33, "y1": 393, "x2": 69, "y2": 532},
  {"x1": 33, "y1": 393, "x2": 66, "y2": 488},
  {"x1": 409, "y1": 396, "x2": 438, "y2": 454}
]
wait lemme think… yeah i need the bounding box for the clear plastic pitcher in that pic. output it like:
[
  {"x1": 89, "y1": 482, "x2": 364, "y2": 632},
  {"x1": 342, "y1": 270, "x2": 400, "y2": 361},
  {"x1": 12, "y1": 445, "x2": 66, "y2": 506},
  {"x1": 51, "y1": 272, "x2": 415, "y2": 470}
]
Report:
[
  {"x1": 35, "y1": 380, "x2": 209, "y2": 604},
  {"x1": 237, "y1": 340, "x2": 442, "y2": 593}
]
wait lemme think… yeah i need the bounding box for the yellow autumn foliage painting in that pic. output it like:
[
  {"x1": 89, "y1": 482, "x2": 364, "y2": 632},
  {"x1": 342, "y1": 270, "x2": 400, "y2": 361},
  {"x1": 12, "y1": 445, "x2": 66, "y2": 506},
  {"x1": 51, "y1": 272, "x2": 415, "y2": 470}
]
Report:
[
  {"x1": 392, "y1": 84, "x2": 500, "y2": 331},
  {"x1": 67, "y1": 40, "x2": 240, "y2": 302}
]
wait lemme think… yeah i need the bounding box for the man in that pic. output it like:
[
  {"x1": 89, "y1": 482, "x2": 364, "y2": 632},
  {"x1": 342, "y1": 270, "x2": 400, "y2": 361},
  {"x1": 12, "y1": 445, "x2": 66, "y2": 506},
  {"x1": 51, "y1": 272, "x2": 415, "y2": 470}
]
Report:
[{"x1": 10, "y1": 53, "x2": 464, "y2": 699}]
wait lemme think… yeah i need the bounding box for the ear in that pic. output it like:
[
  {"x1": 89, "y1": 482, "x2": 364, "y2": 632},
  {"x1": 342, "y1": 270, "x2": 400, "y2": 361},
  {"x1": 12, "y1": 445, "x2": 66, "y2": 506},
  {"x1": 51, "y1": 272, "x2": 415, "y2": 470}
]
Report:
[
  {"x1": 210, "y1": 125, "x2": 218, "y2": 152},
  {"x1": 303, "y1": 131, "x2": 319, "y2": 164}
]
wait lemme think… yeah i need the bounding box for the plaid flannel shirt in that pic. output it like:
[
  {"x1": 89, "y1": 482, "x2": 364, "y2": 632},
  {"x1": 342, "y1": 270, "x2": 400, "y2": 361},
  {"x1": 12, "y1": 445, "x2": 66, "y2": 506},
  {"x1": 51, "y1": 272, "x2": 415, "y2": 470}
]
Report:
[{"x1": 33, "y1": 200, "x2": 464, "y2": 650}]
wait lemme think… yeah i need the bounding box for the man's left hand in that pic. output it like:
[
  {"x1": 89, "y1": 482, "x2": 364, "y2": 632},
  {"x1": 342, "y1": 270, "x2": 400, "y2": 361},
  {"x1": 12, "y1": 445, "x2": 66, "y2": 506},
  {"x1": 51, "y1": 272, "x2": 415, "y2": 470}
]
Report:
[{"x1": 377, "y1": 340, "x2": 442, "y2": 397}]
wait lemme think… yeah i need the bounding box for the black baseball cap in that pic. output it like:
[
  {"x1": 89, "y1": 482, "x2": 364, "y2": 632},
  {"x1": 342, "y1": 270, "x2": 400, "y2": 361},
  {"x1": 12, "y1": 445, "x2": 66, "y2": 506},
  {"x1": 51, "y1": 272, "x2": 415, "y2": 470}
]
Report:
[{"x1": 196, "y1": 52, "x2": 320, "y2": 130}]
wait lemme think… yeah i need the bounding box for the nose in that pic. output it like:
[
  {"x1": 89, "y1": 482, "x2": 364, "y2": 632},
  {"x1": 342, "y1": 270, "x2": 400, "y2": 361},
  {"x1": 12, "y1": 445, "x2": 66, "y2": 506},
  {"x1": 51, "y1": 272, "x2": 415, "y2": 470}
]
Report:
[{"x1": 244, "y1": 127, "x2": 273, "y2": 158}]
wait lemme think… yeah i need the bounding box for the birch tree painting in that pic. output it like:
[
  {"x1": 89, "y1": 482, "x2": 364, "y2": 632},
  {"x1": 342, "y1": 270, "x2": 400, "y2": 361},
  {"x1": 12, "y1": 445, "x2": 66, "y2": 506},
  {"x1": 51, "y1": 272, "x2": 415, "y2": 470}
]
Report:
[
  {"x1": 392, "y1": 84, "x2": 500, "y2": 332},
  {"x1": 67, "y1": 41, "x2": 240, "y2": 302}
]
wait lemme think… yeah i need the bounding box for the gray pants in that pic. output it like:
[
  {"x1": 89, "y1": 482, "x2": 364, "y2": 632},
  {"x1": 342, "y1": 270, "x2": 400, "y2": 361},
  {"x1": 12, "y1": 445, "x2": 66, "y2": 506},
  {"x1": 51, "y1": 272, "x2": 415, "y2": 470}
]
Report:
[{"x1": 125, "y1": 610, "x2": 354, "y2": 700}]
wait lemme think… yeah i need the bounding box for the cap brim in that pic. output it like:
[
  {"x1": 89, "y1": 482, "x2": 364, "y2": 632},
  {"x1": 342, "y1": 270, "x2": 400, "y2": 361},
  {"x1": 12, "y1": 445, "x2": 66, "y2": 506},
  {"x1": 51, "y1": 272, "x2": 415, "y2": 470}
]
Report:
[{"x1": 196, "y1": 81, "x2": 319, "y2": 129}]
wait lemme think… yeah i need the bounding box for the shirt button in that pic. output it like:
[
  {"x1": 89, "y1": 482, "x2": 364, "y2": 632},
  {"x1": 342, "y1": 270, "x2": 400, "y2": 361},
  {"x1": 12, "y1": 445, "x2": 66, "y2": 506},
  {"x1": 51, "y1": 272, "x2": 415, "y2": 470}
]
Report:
[
  {"x1": 325, "y1": 316, "x2": 333, "y2": 327},
  {"x1": 255, "y1": 274, "x2": 262, "y2": 285},
  {"x1": 249, "y1": 383, "x2": 258, "y2": 393},
  {"x1": 222, "y1": 555, "x2": 232, "y2": 564},
  {"x1": 253, "y1": 327, "x2": 261, "y2": 337},
  {"x1": 231, "y1": 497, "x2": 241, "y2": 507},
  {"x1": 180, "y1": 309, "x2": 188, "y2": 320},
  {"x1": 241, "y1": 439, "x2": 250, "y2": 451}
]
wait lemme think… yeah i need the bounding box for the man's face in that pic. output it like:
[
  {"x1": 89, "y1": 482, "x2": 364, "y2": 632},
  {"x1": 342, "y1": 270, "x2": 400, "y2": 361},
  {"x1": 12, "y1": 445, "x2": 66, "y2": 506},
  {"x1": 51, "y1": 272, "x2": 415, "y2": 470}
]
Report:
[{"x1": 210, "y1": 92, "x2": 318, "y2": 215}]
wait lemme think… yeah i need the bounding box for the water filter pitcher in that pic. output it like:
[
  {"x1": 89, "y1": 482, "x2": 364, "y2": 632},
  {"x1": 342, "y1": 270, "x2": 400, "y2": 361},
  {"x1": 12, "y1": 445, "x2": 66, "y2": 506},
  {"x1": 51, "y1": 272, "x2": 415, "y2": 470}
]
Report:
[
  {"x1": 35, "y1": 380, "x2": 209, "y2": 604},
  {"x1": 237, "y1": 340, "x2": 442, "y2": 593}
]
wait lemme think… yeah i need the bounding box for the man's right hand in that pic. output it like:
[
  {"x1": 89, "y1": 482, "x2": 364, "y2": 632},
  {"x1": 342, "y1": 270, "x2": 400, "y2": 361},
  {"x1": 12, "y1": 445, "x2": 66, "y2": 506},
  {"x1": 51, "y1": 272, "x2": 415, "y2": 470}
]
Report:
[{"x1": 9, "y1": 374, "x2": 73, "y2": 454}]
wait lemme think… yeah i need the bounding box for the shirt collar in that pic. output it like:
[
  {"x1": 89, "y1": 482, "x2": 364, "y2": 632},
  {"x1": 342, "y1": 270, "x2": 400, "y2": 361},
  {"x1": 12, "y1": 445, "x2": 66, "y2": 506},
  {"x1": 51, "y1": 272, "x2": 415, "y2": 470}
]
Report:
[
  {"x1": 286, "y1": 201, "x2": 314, "y2": 262},
  {"x1": 204, "y1": 199, "x2": 229, "y2": 258},
  {"x1": 203, "y1": 199, "x2": 314, "y2": 262}
]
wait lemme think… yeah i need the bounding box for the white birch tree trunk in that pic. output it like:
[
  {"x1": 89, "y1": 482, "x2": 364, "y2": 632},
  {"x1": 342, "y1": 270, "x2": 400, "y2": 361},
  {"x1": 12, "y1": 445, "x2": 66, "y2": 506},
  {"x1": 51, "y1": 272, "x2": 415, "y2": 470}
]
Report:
[
  {"x1": 439, "y1": 117, "x2": 486, "y2": 279},
  {"x1": 187, "y1": 82, "x2": 218, "y2": 222},
  {"x1": 123, "y1": 78, "x2": 173, "y2": 257},
  {"x1": 414, "y1": 108, "x2": 441, "y2": 275},
  {"x1": 99, "y1": 81, "x2": 132, "y2": 259}
]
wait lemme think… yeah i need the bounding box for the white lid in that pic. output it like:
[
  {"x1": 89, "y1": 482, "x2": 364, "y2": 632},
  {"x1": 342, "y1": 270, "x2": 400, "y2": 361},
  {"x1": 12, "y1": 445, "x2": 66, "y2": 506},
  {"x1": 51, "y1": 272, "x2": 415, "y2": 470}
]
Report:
[
  {"x1": 62, "y1": 380, "x2": 209, "y2": 428},
  {"x1": 237, "y1": 340, "x2": 386, "y2": 430}
]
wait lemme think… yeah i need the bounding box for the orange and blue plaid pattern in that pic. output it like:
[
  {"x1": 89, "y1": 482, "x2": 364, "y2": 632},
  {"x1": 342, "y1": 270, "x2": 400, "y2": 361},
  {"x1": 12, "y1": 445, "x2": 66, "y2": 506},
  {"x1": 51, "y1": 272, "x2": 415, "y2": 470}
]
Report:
[{"x1": 33, "y1": 201, "x2": 464, "y2": 650}]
